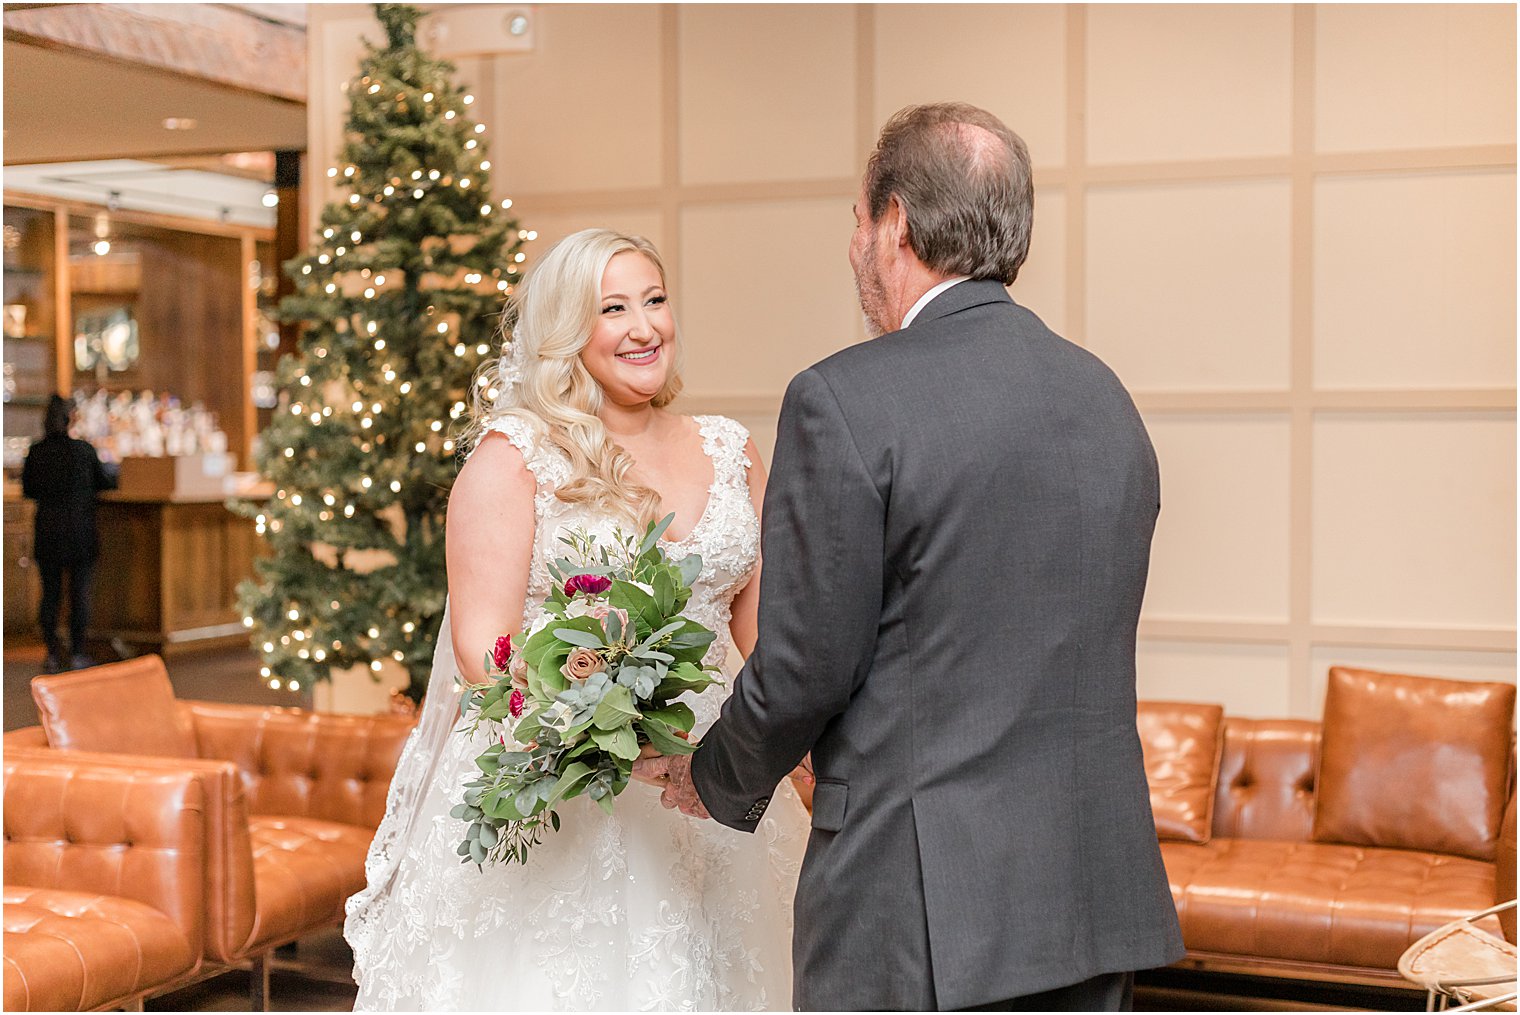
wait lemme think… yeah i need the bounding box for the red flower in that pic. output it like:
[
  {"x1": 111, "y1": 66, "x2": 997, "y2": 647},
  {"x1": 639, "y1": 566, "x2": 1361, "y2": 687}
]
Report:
[
  {"x1": 564, "y1": 574, "x2": 612, "y2": 597},
  {"x1": 492, "y1": 635, "x2": 513, "y2": 670},
  {"x1": 509, "y1": 689, "x2": 526, "y2": 718}
]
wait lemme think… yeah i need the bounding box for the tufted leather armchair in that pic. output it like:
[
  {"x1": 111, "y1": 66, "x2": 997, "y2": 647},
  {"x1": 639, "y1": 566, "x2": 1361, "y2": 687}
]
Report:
[
  {"x1": 3, "y1": 750, "x2": 216, "y2": 1012},
  {"x1": 10, "y1": 656, "x2": 417, "y2": 1009},
  {"x1": 1148, "y1": 713, "x2": 1517, "y2": 987}
]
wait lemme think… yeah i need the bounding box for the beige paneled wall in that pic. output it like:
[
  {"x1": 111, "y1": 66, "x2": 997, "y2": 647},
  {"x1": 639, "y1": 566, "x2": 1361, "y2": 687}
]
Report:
[{"x1": 307, "y1": 4, "x2": 1516, "y2": 718}]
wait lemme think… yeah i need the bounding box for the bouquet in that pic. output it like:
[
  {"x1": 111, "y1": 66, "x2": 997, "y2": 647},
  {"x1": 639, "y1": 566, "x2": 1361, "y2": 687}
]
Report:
[{"x1": 452, "y1": 514, "x2": 720, "y2": 866}]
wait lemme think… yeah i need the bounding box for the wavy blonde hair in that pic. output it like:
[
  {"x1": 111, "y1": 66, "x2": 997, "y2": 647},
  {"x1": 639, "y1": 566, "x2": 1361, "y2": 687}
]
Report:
[{"x1": 466, "y1": 228, "x2": 684, "y2": 527}]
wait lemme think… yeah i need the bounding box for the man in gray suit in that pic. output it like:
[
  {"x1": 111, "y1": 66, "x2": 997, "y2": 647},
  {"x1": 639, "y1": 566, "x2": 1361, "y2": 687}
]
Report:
[{"x1": 640, "y1": 102, "x2": 1184, "y2": 1011}]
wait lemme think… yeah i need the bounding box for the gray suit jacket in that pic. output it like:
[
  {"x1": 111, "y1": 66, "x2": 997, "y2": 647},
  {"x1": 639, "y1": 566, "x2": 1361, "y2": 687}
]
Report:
[{"x1": 692, "y1": 280, "x2": 1185, "y2": 1011}]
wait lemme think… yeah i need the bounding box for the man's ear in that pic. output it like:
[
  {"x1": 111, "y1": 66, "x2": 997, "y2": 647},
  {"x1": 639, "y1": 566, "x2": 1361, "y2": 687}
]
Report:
[{"x1": 886, "y1": 195, "x2": 912, "y2": 251}]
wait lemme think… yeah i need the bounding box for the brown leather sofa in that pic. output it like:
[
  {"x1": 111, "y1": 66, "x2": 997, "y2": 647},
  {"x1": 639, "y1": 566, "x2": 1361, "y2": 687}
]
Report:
[
  {"x1": 6, "y1": 655, "x2": 416, "y2": 1009},
  {"x1": 1140, "y1": 666, "x2": 1517, "y2": 989},
  {"x1": 3, "y1": 750, "x2": 217, "y2": 1012}
]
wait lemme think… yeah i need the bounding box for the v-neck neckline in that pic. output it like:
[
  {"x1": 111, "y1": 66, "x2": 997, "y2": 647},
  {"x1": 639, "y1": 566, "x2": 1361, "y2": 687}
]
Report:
[{"x1": 657, "y1": 415, "x2": 719, "y2": 548}]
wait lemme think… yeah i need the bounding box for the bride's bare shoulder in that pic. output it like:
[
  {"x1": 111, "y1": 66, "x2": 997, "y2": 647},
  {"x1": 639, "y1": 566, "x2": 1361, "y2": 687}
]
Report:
[{"x1": 452, "y1": 431, "x2": 534, "y2": 515}]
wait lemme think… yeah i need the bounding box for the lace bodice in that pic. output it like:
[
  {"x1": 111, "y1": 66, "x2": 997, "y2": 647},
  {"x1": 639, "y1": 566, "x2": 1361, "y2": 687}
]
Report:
[
  {"x1": 346, "y1": 410, "x2": 802, "y2": 1013},
  {"x1": 479, "y1": 413, "x2": 760, "y2": 730}
]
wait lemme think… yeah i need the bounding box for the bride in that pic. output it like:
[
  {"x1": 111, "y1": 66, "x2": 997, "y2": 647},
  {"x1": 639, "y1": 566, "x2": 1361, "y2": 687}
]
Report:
[{"x1": 345, "y1": 229, "x2": 810, "y2": 1011}]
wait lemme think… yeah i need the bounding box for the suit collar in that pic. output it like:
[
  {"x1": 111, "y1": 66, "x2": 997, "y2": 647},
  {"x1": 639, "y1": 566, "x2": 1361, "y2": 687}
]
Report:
[{"x1": 906, "y1": 277, "x2": 1013, "y2": 328}]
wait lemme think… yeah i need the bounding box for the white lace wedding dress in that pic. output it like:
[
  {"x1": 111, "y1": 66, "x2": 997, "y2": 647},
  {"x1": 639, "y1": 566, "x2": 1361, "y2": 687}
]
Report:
[{"x1": 345, "y1": 414, "x2": 808, "y2": 1011}]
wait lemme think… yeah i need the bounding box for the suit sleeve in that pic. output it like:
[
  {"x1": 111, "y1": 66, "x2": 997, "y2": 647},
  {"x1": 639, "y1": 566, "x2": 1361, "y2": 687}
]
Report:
[
  {"x1": 20, "y1": 447, "x2": 39, "y2": 500},
  {"x1": 692, "y1": 367, "x2": 885, "y2": 831},
  {"x1": 91, "y1": 445, "x2": 119, "y2": 492}
]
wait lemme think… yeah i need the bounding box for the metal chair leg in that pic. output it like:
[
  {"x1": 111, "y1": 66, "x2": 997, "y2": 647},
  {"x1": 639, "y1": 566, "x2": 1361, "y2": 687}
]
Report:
[
  {"x1": 1446, "y1": 992, "x2": 1520, "y2": 1013},
  {"x1": 249, "y1": 951, "x2": 271, "y2": 1012}
]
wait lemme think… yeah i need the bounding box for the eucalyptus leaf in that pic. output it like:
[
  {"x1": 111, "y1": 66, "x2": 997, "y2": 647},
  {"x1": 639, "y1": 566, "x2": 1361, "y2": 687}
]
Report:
[
  {"x1": 565, "y1": 738, "x2": 598, "y2": 760},
  {"x1": 592, "y1": 684, "x2": 640, "y2": 730},
  {"x1": 554, "y1": 627, "x2": 605, "y2": 649},
  {"x1": 639, "y1": 718, "x2": 697, "y2": 756},
  {"x1": 655, "y1": 664, "x2": 713, "y2": 697},
  {"x1": 591, "y1": 724, "x2": 641, "y2": 761},
  {"x1": 653, "y1": 570, "x2": 676, "y2": 615},
  {"x1": 639, "y1": 620, "x2": 686, "y2": 647},
  {"x1": 512, "y1": 713, "x2": 543, "y2": 746},
  {"x1": 641, "y1": 702, "x2": 695, "y2": 732},
  {"x1": 610, "y1": 581, "x2": 662, "y2": 635},
  {"x1": 548, "y1": 761, "x2": 595, "y2": 804},
  {"x1": 639, "y1": 513, "x2": 675, "y2": 555}
]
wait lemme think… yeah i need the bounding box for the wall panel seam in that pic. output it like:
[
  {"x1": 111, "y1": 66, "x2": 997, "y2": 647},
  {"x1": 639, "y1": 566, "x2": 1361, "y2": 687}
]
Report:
[
  {"x1": 1286, "y1": 4, "x2": 1317, "y2": 717},
  {"x1": 1064, "y1": 4, "x2": 1087, "y2": 347}
]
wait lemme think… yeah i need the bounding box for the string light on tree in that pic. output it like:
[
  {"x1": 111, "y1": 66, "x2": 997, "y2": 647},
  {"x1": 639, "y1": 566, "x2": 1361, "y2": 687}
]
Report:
[{"x1": 232, "y1": 2, "x2": 528, "y2": 703}]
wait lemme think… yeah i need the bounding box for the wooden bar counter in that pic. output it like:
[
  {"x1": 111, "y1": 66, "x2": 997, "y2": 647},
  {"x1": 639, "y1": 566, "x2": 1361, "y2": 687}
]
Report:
[{"x1": 4, "y1": 480, "x2": 270, "y2": 656}]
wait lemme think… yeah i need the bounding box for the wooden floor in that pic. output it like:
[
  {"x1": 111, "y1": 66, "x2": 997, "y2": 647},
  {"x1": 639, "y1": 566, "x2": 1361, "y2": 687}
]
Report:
[
  {"x1": 4, "y1": 637, "x2": 310, "y2": 732},
  {"x1": 134, "y1": 926, "x2": 1427, "y2": 1013}
]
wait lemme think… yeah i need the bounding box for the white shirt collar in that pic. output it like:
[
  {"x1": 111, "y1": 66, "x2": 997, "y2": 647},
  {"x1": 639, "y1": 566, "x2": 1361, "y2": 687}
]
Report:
[{"x1": 900, "y1": 276, "x2": 972, "y2": 329}]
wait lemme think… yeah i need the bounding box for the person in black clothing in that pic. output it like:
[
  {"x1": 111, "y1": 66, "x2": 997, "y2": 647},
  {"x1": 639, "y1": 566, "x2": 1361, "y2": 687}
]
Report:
[{"x1": 21, "y1": 394, "x2": 118, "y2": 672}]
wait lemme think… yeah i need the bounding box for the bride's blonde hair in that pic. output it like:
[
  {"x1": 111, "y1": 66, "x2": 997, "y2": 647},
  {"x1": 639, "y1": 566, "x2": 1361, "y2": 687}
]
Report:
[{"x1": 466, "y1": 228, "x2": 684, "y2": 527}]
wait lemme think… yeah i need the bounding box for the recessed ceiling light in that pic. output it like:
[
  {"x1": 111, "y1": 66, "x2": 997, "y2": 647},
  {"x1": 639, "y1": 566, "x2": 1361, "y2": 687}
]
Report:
[{"x1": 162, "y1": 117, "x2": 198, "y2": 131}]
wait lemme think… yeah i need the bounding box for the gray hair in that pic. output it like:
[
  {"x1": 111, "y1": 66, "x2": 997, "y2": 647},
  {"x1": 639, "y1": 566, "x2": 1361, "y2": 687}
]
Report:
[{"x1": 864, "y1": 102, "x2": 1034, "y2": 285}]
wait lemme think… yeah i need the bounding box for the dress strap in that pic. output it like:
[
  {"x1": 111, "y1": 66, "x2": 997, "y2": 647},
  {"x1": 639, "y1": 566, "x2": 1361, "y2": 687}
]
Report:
[
  {"x1": 695, "y1": 415, "x2": 753, "y2": 489},
  {"x1": 474, "y1": 414, "x2": 570, "y2": 489}
]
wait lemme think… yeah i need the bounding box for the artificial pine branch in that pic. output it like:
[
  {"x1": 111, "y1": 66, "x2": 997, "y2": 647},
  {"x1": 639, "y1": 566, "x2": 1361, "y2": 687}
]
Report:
[{"x1": 233, "y1": 2, "x2": 530, "y2": 702}]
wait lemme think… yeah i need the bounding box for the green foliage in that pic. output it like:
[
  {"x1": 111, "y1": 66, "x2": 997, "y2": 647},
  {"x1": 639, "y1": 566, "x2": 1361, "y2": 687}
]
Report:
[
  {"x1": 454, "y1": 515, "x2": 722, "y2": 867},
  {"x1": 231, "y1": 3, "x2": 529, "y2": 699}
]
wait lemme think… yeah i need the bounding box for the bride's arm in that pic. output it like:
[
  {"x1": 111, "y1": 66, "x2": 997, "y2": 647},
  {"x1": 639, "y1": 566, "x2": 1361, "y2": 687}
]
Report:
[
  {"x1": 728, "y1": 436, "x2": 767, "y2": 658},
  {"x1": 727, "y1": 436, "x2": 814, "y2": 810},
  {"x1": 447, "y1": 433, "x2": 536, "y2": 687}
]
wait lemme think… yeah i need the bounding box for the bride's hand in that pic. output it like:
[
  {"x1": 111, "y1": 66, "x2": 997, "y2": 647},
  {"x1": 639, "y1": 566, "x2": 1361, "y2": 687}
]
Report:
[{"x1": 788, "y1": 754, "x2": 816, "y2": 812}]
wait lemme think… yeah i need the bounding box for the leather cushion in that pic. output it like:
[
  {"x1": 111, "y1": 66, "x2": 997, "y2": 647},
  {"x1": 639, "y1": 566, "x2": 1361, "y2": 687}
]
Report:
[
  {"x1": 245, "y1": 817, "x2": 372, "y2": 953},
  {"x1": 186, "y1": 701, "x2": 416, "y2": 828},
  {"x1": 1499, "y1": 792, "x2": 1517, "y2": 944},
  {"x1": 31, "y1": 656, "x2": 195, "y2": 758},
  {"x1": 3, "y1": 886, "x2": 196, "y2": 1011},
  {"x1": 1138, "y1": 701, "x2": 1224, "y2": 843},
  {"x1": 1212, "y1": 718, "x2": 1319, "y2": 843},
  {"x1": 2, "y1": 727, "x2": 48, "y2": 750},
  {"x1": 1314, "y1": 667, "x2": 1515, "y2": 862},
  {"x1": 1162, "y1": 838, "x2": 1498, "y2": 971}
]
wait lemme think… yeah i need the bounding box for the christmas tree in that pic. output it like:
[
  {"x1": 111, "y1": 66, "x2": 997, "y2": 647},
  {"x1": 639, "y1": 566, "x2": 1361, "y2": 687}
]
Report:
[{"x1": 235, "y1": 3, "x2": 530, "y2": 702}]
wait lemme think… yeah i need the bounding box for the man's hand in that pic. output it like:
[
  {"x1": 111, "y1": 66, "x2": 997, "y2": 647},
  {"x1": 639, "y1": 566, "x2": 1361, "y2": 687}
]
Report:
[
  {"x1": 631, "y1": 744, "x2": 669, "y2": 787},
  {"x1": 640, "y1": 753, "x2": 710, "y2": 820}
]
